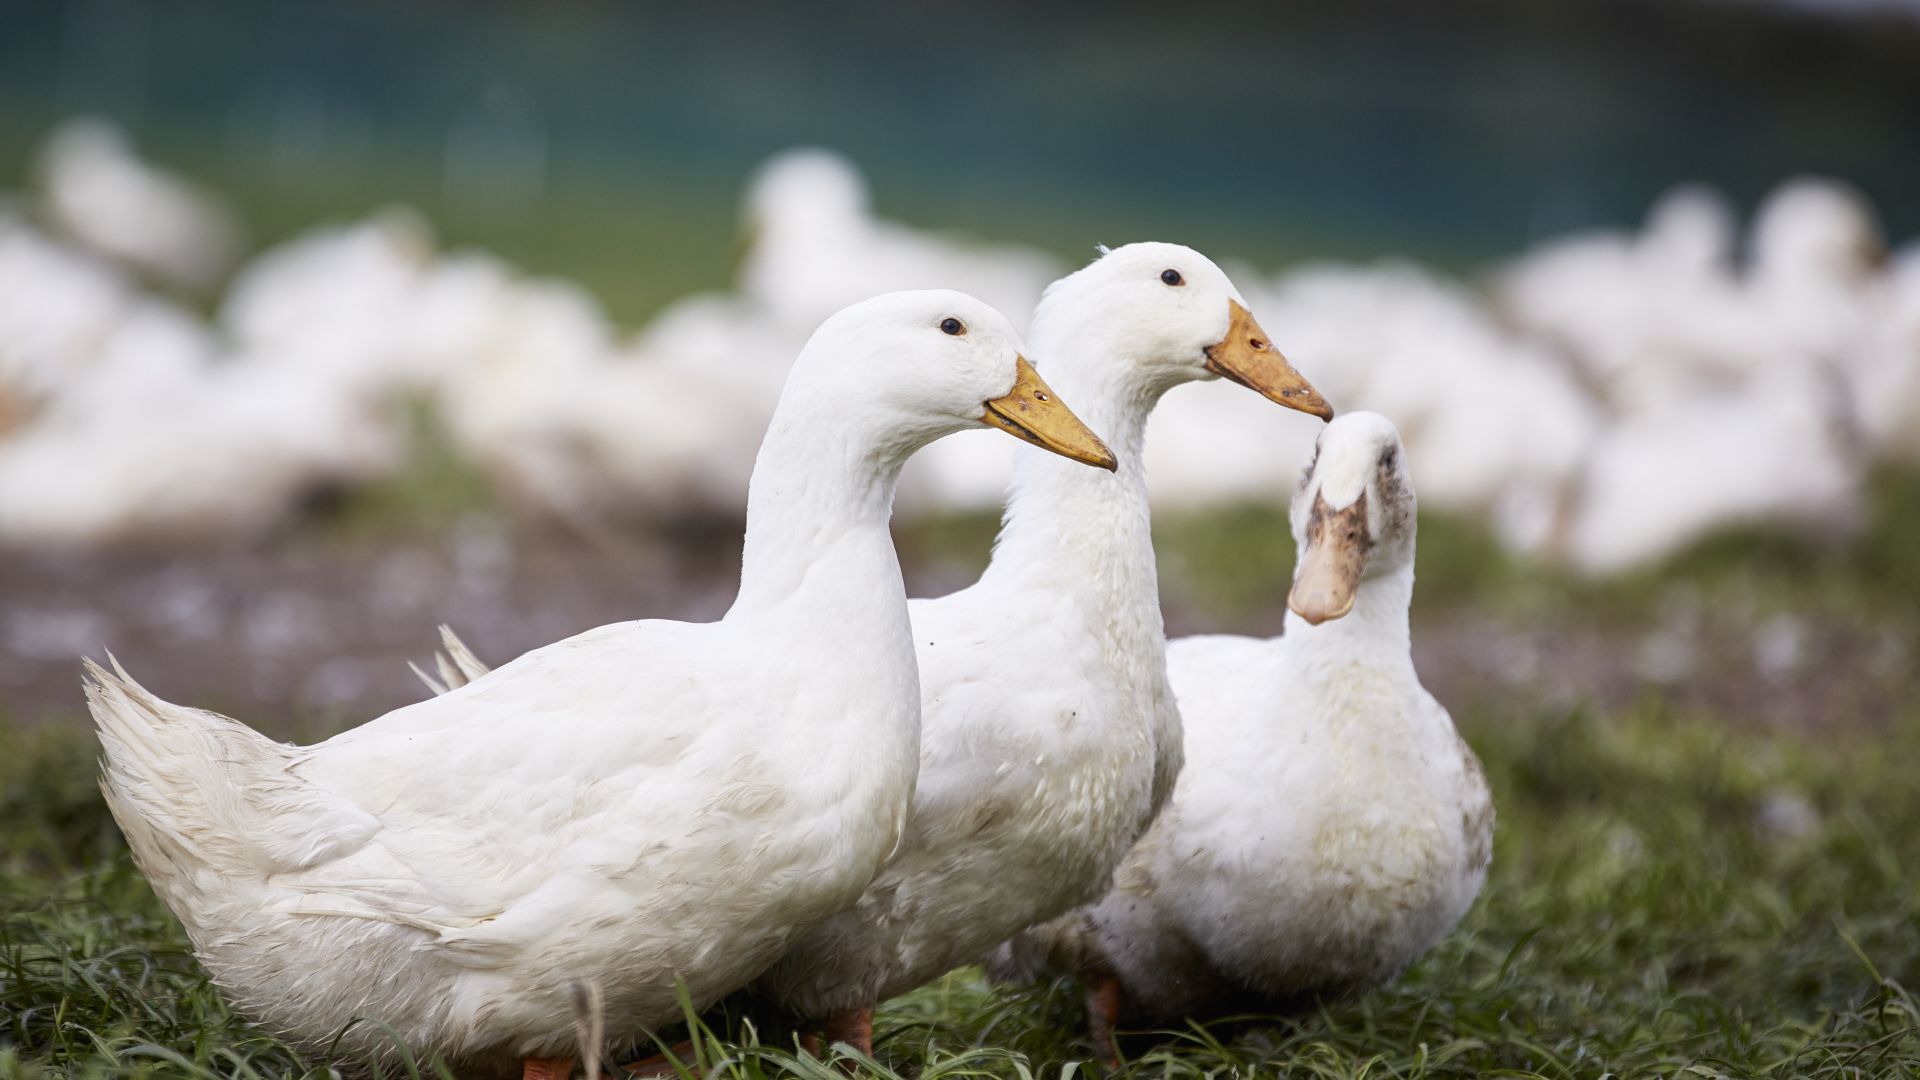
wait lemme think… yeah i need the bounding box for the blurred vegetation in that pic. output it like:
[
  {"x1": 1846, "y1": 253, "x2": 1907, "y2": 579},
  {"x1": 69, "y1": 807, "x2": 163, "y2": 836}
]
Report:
[{"x1": 6, "y1": 0, "x2": 1920, "y2": 291}]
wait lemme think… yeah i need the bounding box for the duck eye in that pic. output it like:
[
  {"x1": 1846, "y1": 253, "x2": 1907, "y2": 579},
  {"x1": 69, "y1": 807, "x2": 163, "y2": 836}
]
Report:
[
  {"x1": 1160, "y1": 269, "x2": 1184, "y2": 287},
  {"x1": 940, "y1": 317, "x2": 965, "y2": 336},
  {"x1": 1380, "y1": 448, "x2": 1398, "y2": 470}
]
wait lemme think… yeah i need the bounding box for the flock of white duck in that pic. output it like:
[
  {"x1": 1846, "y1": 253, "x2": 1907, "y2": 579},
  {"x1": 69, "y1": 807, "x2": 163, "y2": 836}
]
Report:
[
  {"x1": 67, "y1": 113, "x2": 1915, "y2": 1074},
  {"x1": 4, "y1": 120, "x2": 1918, "y2": 575},
  {"x1": 94, "y1": 240, "x2": 1490, "y2": 1077}
]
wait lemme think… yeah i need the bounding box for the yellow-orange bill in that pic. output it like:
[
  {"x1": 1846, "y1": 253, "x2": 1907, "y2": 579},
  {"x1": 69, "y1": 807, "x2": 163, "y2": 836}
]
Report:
[
  {"x1": 1206, "y1": 300, "x2": 1334, "y2": 420},
  {"x1": 981, "y1": 356, "x2": 1119, "y2": 471}
]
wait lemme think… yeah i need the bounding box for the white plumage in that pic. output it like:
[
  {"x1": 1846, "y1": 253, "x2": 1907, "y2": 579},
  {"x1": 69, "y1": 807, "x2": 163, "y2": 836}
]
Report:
[
  {"x1": 36, "y1": 117, "x2": 241, "y2": 291},
  {"x1": 89, "y1": 291, "x2": 1105, "y2": 1076},
  {"x1": 753, "y1": 244, "x2": 1331, "y2": 1031},
  {"x1": 996, "y1": 413, "x2": 1492, "y2": 1041},
  {"x1": 739, "y1": 148, "x2": 1063, "y2": 334}
]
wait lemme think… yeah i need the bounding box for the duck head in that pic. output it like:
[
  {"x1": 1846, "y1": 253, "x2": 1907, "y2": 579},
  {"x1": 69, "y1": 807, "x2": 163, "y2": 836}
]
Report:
[
  {"x1": 1752, "y1": 178, "x2": 1887, "y2": 288},
  {"x1": 1287, "y1": 411, "x2": 1415, "y2": 625},
  {"x1": 1035, "y1": 241, "x2": 1333, "y2": 418},
  {"x1": 797, "y1": 290, "x2": 1116, "y2": 470},
  {"x1": 738, "y1": 147, "x2": 870, "y2": 260}
]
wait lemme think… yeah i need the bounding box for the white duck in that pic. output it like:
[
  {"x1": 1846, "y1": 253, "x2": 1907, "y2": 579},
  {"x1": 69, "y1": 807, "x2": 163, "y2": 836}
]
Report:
[
  {"x1": 220, "y1": 209, "x2": 440, "y2": 396},
  {"x1": 35, "y1": 117, "x2": 242, "y2": 291},
  {"x1": 89, "y1": 291, "x2": 1117, "y2": 1079},
  {"x1": 0, "y1": 361, "x2": 399, "y2": 550},
  {"x1": 1494, "y1": 183, "x2": 1743, "y2": 402},
  {"x1": 1745, "y1": 177, "x2": 1885, "y2": 370},
  {"x1": 750, "y1": 243, "x2": 1331, "y2": 1047},
  {"x1": 0, "y1": 218, "x2": 141, "y2": 430},
  {"x1": 995, "y1": 413, "x2": 1492, "y2": 1062},
  {"x1": 1557, "y1": 362, "x2": 1861, "y2": 576},
  {"x1": 421, "y1": 246, "x2": 1332, "y2": 1052},
  {"x1": 737, "y1": 148, "x2": 1063, "y2": 335}
]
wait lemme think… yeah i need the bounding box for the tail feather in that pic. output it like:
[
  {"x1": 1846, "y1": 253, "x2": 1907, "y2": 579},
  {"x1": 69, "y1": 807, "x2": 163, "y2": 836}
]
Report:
[
  {"x1": 411, "y1": 626, "x2": 495, "y2": 697},
  {"x1": 87, "y1": 657, "x2": 379, "y2": 884}
]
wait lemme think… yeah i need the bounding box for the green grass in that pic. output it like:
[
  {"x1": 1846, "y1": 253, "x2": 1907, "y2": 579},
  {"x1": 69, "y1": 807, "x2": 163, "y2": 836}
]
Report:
[
  {"x1": 9, "y1": 475, "x2": 1919, "y2": 1077},
  {"x1": 11, "y1": 460, "x2": 1920, "y2": 1079},
  {"x1": 4, "y1": 697, "x2": 1917, "y2": 1078}
]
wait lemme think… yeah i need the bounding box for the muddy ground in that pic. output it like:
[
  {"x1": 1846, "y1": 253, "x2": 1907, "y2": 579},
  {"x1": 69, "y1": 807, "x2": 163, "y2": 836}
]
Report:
[{"x1": 2, "y1": 517, "x2": 1911, "y2": 739}]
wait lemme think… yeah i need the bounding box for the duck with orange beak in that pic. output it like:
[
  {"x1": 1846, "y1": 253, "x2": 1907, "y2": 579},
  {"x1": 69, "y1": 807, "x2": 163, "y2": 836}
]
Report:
[
  {"x1": 992, "y1": 412, "x2": 1494, "y2": 1066},
  {"x1": 422, "y1": 245, "x2": 1332, "y2": 1065},
  {"x1": 739, "y1": 242, "x2": 1333, "y2": 1052}
]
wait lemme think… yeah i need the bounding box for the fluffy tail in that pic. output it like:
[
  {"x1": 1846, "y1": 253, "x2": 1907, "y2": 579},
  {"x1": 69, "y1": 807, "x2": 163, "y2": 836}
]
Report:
[
  {"x1": 409, "y1": 625, "x2": 494, "y2": 696},
  {"x1": 87, "y1": 657, "x2": 379, "y2": 893}
]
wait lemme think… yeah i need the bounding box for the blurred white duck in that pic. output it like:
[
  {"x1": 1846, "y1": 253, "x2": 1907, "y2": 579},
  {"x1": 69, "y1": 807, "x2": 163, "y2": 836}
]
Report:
[
  {"x1": 0, "y1": 361, "x2": 398, "y2": 549},
  {"x1": 439, "y1": 285, "x2": 766, "y2": 523},
  {"x1": 751, "y1": 243, "x2": 1330, "y2": 1049},
  {"x1": 1745, "y1": 177, "x2": 1885, "y2": 369},
  {"x1": 1495, "y1": 184, "x2": 1744, "y2": 403},
  {"x1": 739, "y1": 148, "x2": 1064, "y2": 333},
  {"x1": 995, "y1": 413, "x2": 1492, "y2": 1063},
  {"x1": 479, "y1": 148, "x2": 1070, "y2": 523},
  {"x1": 1559, "y1": 363, "x2": 1860, "y2": 576},
  {"x1": 89, "y1": 291, "x2": 1116, "y2": 1079},
  {"x1": 221, "y1": 209, "x2": 440, "y2": 395},
  {"x1": 35, "y1": 117, "x2": 241, "y2": 291},
  {"x1": 0, "y1": 219, "x2": 139, "y2": 427},
  {"x1": 39, "y1": 296, "x2": 220, "y2": 419}
]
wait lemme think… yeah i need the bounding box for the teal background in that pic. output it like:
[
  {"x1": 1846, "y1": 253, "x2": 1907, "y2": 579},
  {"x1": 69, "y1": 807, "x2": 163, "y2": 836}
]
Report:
[{"x1": 4, "y1": 0, "x2": 1917, "y2": 320}]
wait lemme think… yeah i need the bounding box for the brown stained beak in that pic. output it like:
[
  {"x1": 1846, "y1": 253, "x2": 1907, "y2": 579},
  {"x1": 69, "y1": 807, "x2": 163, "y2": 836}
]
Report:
[
  {"x1": 1205, "y1": 300, "x2": 1335, "y2": 421},
  {"x1": 1288, "y1": 490, "x2": 1371, "y2": 625},
  {"x1": 981, "y1": 356, "x2": 1118, "y2": 471}
]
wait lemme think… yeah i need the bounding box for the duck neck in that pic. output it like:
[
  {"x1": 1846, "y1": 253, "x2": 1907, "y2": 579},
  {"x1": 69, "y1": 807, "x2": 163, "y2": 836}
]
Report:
[
  {"x1": 985, "y1": 344, "x2": 1169, "y2": 663},
  {"x1": 1283, "y1": 561, "x2": 1416, "y2": 680},
  {"x1": 729, "y1": 401, "x2": 908, "y2": 632}
]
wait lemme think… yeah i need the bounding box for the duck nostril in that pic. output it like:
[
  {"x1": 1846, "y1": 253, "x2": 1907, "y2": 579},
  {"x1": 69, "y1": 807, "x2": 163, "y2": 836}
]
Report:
[
  {"x1": 1035, "y1": 392, "x2": 1050, "y2": 402},
  {"x1": 1249, "y1": 339, "x2": 1267, "y2": 351}
]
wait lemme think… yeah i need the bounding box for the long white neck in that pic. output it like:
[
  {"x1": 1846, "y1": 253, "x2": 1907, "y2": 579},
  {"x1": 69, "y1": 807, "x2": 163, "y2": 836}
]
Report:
[
  {"x1": 1282, "y1": 560, "x2": 1416, "y2": 683},
  {"x1": 730, "y1": 393, "x2": 909, "y2": 637},
  {"x1": 984, "y1": 318, "x2": 1172, "y2": 665}
]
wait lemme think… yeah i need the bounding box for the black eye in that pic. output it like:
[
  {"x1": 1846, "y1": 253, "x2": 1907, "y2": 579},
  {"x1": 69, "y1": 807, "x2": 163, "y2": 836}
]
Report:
[
  {"x1": 1380, "y1": 448, "x2": 1398, "y2": 470},
  {"x1": 1160, "y1": 268, "x2": 1184, "y2": 286},
  {"x1": 940, "y1": 317, "x2": 965, "y2": 336}
]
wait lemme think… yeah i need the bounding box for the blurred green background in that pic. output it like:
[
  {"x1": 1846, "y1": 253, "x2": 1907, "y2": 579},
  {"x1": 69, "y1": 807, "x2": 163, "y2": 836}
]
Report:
[{"x1": 6, "y1": 0, "x2": 1920, "y2": 324}]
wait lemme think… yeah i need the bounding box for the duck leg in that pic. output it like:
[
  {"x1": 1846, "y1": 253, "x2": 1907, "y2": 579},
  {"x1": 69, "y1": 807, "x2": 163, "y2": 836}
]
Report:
[
  {"x1": 1086, "y1": 976, "x2": 1124, "y2": 1069},
  {"x1": 619, "y1": 1039, "x2": 695, "y2": 1077},
  {"x1": 523, "y1": 1057, "x2": 575, "y2": 1080},
  {"x1": 823, "y1": 1006, "x2": 874, "y2": 1056},
  {"x1": 800, "y1": 1006, "x2": 875, "y2": 1061}
]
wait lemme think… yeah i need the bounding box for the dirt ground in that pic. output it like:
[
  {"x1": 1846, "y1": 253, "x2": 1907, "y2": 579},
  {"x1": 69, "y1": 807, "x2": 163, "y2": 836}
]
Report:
[{"x1": 2, "y1": 518, "x2": 1911, "y2": 738}]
